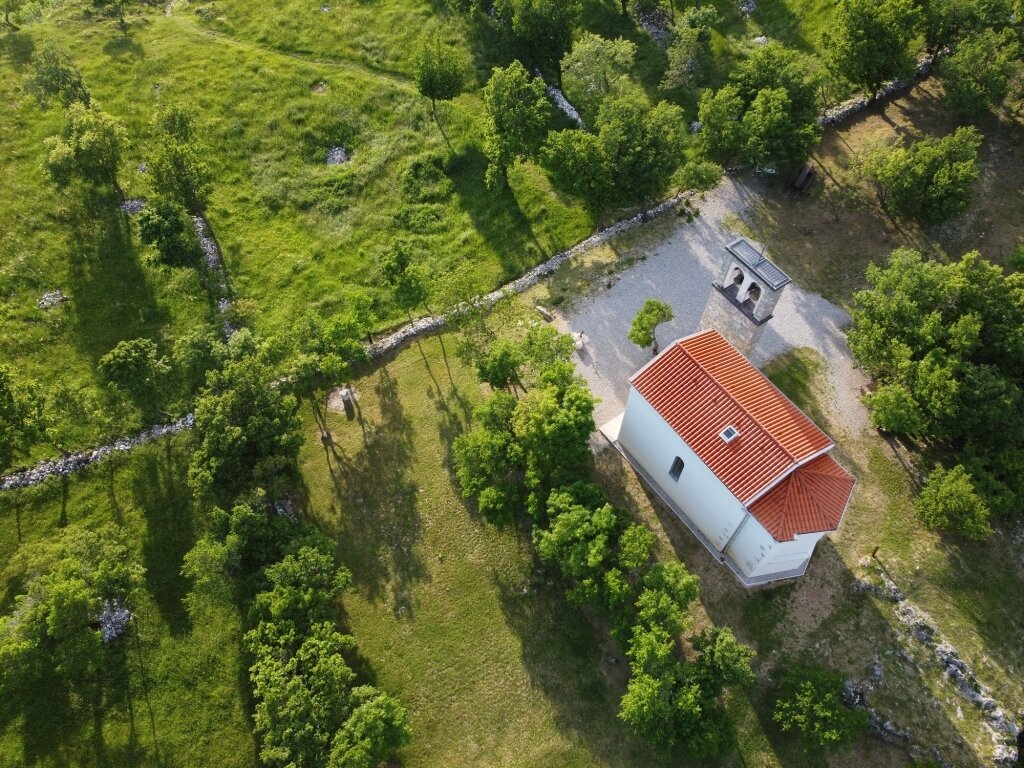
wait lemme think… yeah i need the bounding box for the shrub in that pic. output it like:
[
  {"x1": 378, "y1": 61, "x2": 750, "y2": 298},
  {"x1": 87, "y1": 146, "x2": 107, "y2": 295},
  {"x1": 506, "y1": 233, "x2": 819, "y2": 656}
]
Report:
[{"x1": 916, "y1": 465, "x2": 992, "y2": 539}]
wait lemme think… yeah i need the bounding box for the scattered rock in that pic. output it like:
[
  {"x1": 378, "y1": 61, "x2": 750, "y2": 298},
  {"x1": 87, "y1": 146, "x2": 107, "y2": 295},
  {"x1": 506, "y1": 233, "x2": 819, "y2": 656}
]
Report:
[
  {"x1": 690, "y1": 120, "x2": 702, "y2": 134},
  {"x1": 319, "y1": 3, "x2": 330, "y2": 11},
  {"x1": 312, "y1": 81, "x2": 328, "y2": 93},
  {"x1": 137, "y1": 163, "x2": 148, "y2": 173},
  {"x1": 868, "y1": 655, "x2": 884, "y2": 684},
  {"x1": 754, "y1": 35, "x2": 768, "y2": 45},
  {"x1": 37, "y1": 290, "x2": 67, "y2": 309},
  {"x1": 896, "y1": 603, "x2": 937, "y2": 645},
  {"x1": 326, "y1": 146, "x2": 349, "y2": 165},
  {"x1": 738, "y1": 0, "x2": 756, "y2": 16},
  {"x1": 635, "y1": 9, "x2": 672, "y2": 44}
]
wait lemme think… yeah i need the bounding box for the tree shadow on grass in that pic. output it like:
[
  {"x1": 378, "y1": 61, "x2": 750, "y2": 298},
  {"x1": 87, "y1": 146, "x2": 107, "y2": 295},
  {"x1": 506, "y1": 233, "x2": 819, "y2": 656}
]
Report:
[
  {"x1": 0, "y1": 30, "x2": 34, "y2": 69},
  {"x1": 447, "y1": 145, "x2": 547, "y2": 280},
  {"x1": 595, "y1": 448, "x2": 981, "y2": 767},
  {"x1": 492, "y1": 570, "x2": 681, "y2": 768},
  {"x1": 131, "y1": 439, "x2": 195, "y2": 637},
  {"x1": 63, "y1": 190, "x2": 168, "y2": 367},
  {"x1": 326, "y1": 368, "x2": 427, "y2": 612},
  {"x1": 102, "y1": 33, "x2": 144, "y2": 60}
]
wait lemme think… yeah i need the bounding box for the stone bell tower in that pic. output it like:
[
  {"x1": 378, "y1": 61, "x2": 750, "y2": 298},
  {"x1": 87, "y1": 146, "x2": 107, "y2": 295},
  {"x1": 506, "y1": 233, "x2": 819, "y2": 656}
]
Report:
[{"x1": 698, "y1": 237, "x2": 791, "y2": 356}]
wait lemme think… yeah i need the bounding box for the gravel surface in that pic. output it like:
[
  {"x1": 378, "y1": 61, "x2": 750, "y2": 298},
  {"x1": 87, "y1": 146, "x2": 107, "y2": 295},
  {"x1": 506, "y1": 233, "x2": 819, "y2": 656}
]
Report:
[{"x1": 557, "y1": 176, "x2": 870, "y2": 438}]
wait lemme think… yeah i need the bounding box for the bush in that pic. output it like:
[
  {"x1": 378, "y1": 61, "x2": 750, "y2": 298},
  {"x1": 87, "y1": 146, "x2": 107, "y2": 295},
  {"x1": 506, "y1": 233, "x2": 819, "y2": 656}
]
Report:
[
  {"x1": 138, "y1": 197, "x2": 200, "y2": 266},
  {"x1": 916, "y1": 465, "x2": 993, "y2": 539}
]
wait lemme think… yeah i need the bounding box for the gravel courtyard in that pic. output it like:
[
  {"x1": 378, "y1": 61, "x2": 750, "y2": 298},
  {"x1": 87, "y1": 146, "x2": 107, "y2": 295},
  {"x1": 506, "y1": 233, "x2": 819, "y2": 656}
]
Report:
[{"x1": 556, "y1": 177, "x2": 870, "y2": 439}]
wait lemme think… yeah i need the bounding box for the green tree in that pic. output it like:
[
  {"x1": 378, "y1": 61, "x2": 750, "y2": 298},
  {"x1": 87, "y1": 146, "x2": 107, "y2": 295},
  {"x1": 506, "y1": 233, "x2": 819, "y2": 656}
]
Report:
[
  {"x1": 862, "y1": 382, "x2": 927, "y2": 434},
  {"x1": 741, "y1": 87, "x2": 821, "y2": 170},
  {"x1": 476, "y1": 339, "x2": 525, "y2": 391},
  {"x1": 379, "y1": 241, "x2": 429, "y2": 318},
  {"x1": 25, "y1": 42, "x2": 91, "y2": 107},
  {"x1": 595, "y1": 94, "x2": 686, "y2": 206},
  {"x1": 916, "y1": 464, "x2": 993, "y2": 539},
  {"x1": 628, "y1": 299, "x2": 674, "y2": 354},
  {"x1": 188, "y1": 333, "x2": 304, "y2": 499},
  {"x1": 482, "y1": 61, "x2": 551, "y2": 188},
  {"x1": 690, "y1": 626, "x2": 756, "y2": 691},
  {"x1": 540, "y1": 129, "x2": 613, "y2": 208},
  {"x1": 660, "y1": 19, "x2": 715, "y2": 96},
  {"x1": 93, "y1": 0, "x2": 137, "y2": 32},
  {"x1": 773, "y1": 662, "x2": 869, "y2": 751},
  {"x1": 414, "y1": 34, "x2": 465, "y2": 145},
  {"x1": 2, "y1": 0, "x2": 25, "y2": 30},
  {"x1": 0, "y1": 366, "x2": 43, "y2": 472},
  {"x1": 138, "y1": 197, "x2": 200, "y2": 266},
  {"x1": 858, "y1": 127, "x2": 981, "y2": 224},
  {"x1": 512, "y1": 373, "x2": 596, "y2": 518},
  {"x1": 697, "y1": 85, "x2": 745, "y2": 163},
  {"x1": 452, "y1": 391, "x2": 524, "y2": 521},
  {"x1": 619, "y1": 670, "x2": 682, "y2": 750},
  {"x1": 44, "y1": 102, "x2": 126, "y2": 189},
  {"x1": 494, "y1": 0, "x2": 582, "y2": 86},
  {"x1": 251, "y1": 544, "x2": 352, "y2": 634},
  {"x1": 170, "y1": 329, "x2": 227, "y2": 398},
  {"x1": 287, "y1": 309, "x2": 369, "y2": 418},
  {"x1": 732, "y1": 42, "x2": 819, "y2": 125},
  {"x1": 560, "y1": 32, "x2": 636, "y2": 119},
  {"x1": 327, "y1": 686, "x2": 411, "y2": 768},
  {"x1": 938, "y1": 29, "x2": 1021, "y2": 119},
  {"x1": 535, "y1": 489, "x2": 624, "y2": 605},
  {"x1": 826, "y1": 0, "x2": 921, "y2": 97},
  {"x1": 150, "y1": 140, "x2": 213, "y2": 213},
  {"x1": 0, "y1": 526, "x2": 144, "y2": 690},
  {"x1": 248, "y1": 621, "x2": 359, "y2": 768},
  {"x1": 98, "y1": 337, "x2": 169, "y2": 407}
]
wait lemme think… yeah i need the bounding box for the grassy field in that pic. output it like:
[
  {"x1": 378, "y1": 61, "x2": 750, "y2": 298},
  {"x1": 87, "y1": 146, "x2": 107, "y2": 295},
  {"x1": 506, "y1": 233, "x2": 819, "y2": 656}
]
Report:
[
  {"x1": 0, "y1": 438, "x2": 255, "y2": 768},
  {"x1": 298, "y1": 334, "x2": 680, "y2": 768}
]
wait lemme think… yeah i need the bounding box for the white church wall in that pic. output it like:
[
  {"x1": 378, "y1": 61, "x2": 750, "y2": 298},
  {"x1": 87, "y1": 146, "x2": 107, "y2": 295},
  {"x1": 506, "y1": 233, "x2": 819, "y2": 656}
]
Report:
[{"x1": 618, "y1": 388, "x2": 747, "y2": 550}]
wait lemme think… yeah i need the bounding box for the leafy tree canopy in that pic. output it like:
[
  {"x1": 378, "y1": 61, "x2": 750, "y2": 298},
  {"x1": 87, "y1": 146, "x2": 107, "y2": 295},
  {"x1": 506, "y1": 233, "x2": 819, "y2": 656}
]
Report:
[
  {"x1": 188, "y1": 331, "x2": 304, "y2": 499},
  {"x1": 494, "y1": 0, "x2": 582, "y2": 84},
  {"x1": 916, "y1": 464, "x2": 993, "y2": 539},
  {"x1": 482, "y1": 60, "x2": 551, "y2": 188},
  {"x1": 938, "y1": 29, "x2": 1021, "y2": 119},
  {"x1": 98, "y1": 337, "x2": 170, "y2": 406},
  {"x1": 825, "y1": 0, "x2": 921, "y2": 96},
  {"x1": 858, "y1": 127, "x2": 981, "y2": 224},
  {"x1": 773, "y1": 662, "x2": 869, "y2": 751},
  {"x1": 561, "y1": 32, "x2": 636, "y2": 120},
  {"x1": 628, "y1": 299, "x2": 674, "y2": 353},
  {"x1": 44, "y1": 102, "x2": 126, "y2": 188}
]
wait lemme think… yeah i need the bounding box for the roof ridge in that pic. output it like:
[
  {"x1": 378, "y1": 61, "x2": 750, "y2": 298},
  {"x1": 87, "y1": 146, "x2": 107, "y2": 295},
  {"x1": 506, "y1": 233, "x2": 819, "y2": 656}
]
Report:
[{"x1": 673, "y1": 339, "x2": 792, "y2": 461}]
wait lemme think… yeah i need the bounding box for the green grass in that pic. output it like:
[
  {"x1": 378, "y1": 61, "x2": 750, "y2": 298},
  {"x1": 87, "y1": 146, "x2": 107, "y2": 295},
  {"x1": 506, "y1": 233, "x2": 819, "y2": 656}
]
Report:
[
  {"x1": 0, "y1": 438, "x2": 255, "y2": 768},
  {"x1": 298, "y1": 334, "x2": 681, "y2": 768}
]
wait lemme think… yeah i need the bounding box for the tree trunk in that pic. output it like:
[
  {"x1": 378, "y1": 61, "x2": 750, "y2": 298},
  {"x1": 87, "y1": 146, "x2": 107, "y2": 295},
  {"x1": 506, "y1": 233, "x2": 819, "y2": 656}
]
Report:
[
  {"x1": 3, "y1": 11, "x2": 20, "y2": 30},
  {"x1": 432, "y1": 99, "x2": 453, "y2": 152},
  {"x1": 620, "y1": 0, "x2": 628, "y2": 14}
]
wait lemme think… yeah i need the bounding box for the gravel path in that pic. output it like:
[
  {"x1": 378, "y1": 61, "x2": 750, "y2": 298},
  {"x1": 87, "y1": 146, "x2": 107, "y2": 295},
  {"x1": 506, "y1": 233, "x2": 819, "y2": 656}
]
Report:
[{"x1": 557, "y1": 176, "x2": 870, "y2": 439}]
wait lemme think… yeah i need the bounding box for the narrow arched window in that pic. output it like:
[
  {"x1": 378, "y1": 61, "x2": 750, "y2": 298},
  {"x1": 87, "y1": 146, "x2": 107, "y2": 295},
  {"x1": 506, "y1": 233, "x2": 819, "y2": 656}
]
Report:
[{"x1": 669, "y1": 456, "x2": 684, "y2": 481}]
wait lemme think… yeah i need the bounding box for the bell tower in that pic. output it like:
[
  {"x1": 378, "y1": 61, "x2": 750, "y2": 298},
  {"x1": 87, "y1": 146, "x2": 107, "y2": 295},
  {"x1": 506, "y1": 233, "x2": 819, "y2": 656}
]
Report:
[{"x1": 699, "y1": 237, "x2": 791, "y2": 355}]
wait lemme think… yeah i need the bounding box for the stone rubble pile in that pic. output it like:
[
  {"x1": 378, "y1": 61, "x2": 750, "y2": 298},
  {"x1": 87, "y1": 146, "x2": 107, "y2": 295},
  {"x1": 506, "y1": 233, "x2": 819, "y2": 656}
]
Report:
[
  {"x1": 98, "y1": 598, "x2": 132, "y2": 643},
  {"x1": 120, "y1": 198, "x2": 145, "y2": 214},
  {"x1": 546, "y1": 84, "x2": 584, "y2": 128},
  {"x1": 37, "y1": 290, "x2": 67, "y2": 309},
  {"x1": 1, "y1": 414, "x2": 195, "y2": 491},
  {"x1": 327, "y1": 146, "x2": 350, "y2": 165},
  {"x1": 738, "y1": 0, "x2": 756, "y2": 16},
  {"x1": 192, "y1": 215, "x2": 237, "y2": 337}
]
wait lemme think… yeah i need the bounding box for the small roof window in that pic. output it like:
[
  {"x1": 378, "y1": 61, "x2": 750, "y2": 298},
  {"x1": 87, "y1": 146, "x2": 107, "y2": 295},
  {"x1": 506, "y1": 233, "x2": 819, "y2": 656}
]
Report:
[{"x1": 720, "y1": 425, "x2": 740, "y2": 443}]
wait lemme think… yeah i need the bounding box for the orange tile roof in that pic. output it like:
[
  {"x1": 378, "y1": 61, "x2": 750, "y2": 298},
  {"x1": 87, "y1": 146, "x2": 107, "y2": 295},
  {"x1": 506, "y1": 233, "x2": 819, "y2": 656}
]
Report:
[
  {"x1": 748, "y1": 454, "x2": 855, "y2": 540},
  {"x1": 630, "y1": 329, "x2": 835, "y2": 506}
]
